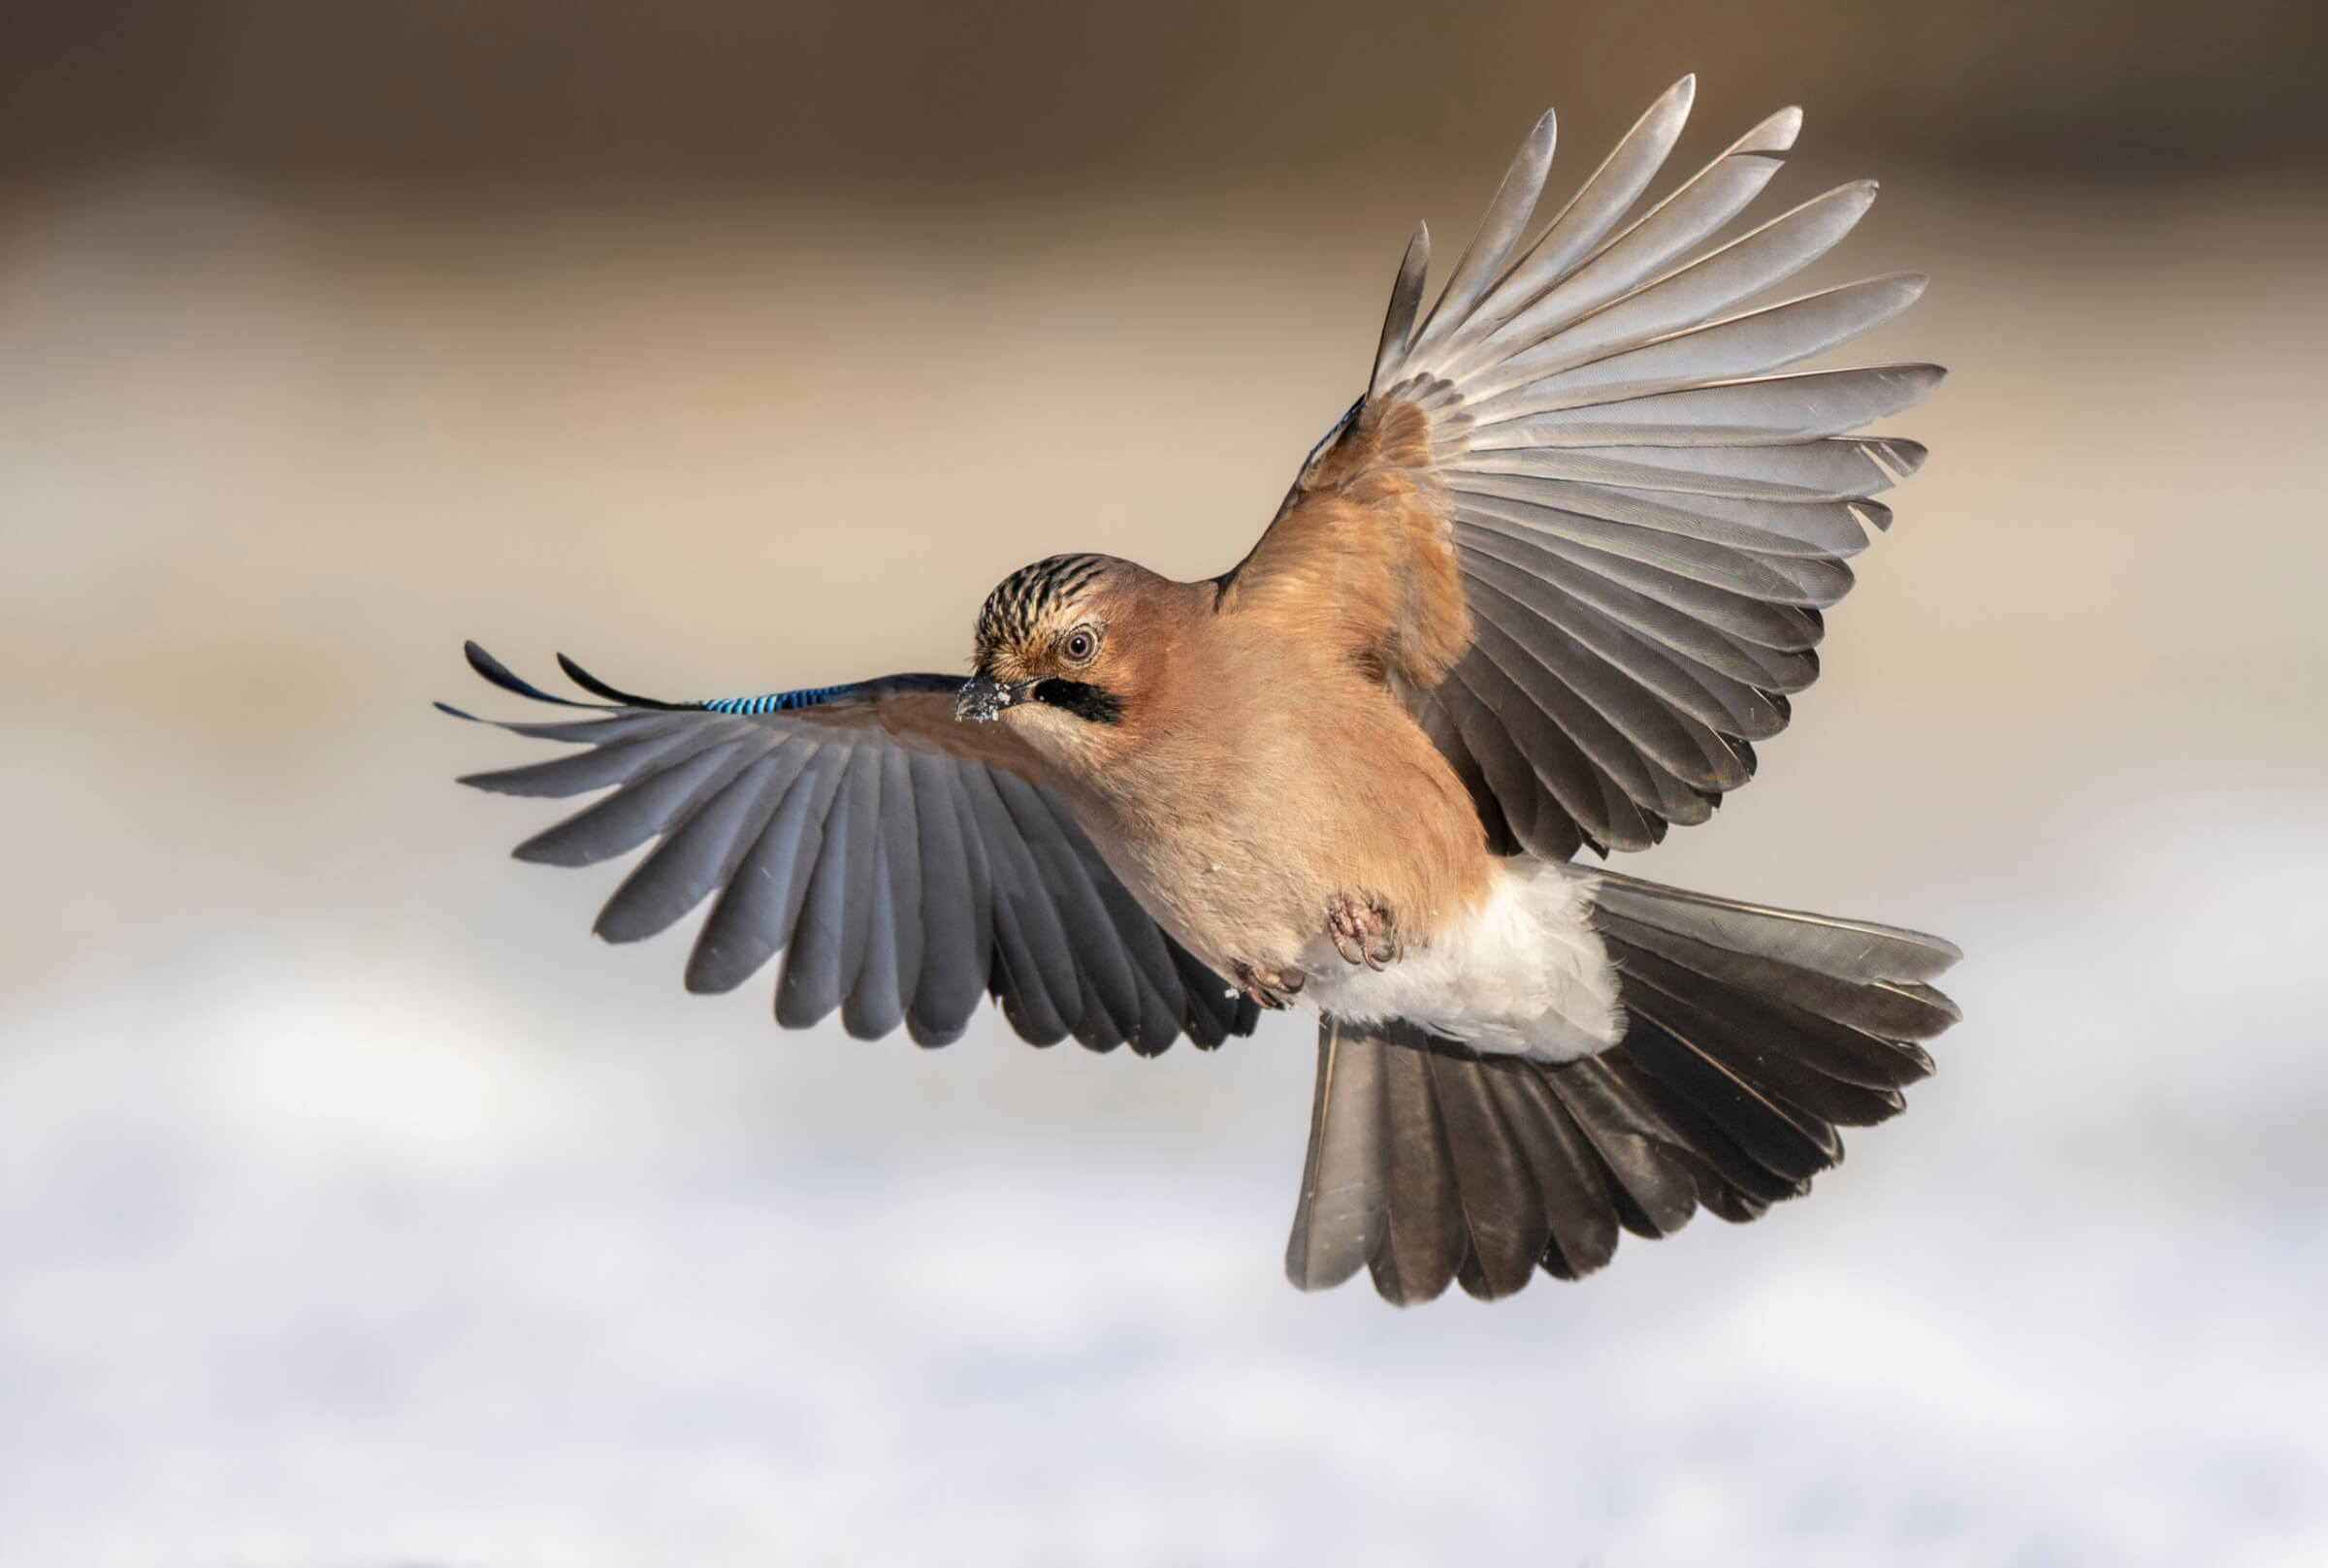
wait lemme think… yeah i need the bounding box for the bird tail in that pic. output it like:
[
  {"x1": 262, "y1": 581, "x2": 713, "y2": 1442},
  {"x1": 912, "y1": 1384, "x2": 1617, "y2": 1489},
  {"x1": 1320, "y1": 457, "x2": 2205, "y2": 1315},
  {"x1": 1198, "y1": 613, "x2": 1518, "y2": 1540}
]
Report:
[{"x1": 1283, "y1": 867, "x2": 1960, "y2": 1304}]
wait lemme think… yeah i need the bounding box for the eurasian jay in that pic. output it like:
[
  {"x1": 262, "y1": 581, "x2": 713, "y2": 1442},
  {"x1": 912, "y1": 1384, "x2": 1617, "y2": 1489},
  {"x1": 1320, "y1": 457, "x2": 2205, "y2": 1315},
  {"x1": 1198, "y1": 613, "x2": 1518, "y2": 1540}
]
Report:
[{"x1": 445, "y1": 78, "x2": 1960, "y2": 1305}]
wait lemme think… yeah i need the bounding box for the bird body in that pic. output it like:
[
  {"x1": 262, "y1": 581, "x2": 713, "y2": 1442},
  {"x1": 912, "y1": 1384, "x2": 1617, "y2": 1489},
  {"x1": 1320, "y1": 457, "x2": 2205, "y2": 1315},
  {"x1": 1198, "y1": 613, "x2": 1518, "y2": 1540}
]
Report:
[
  {"x1": 446, "y1": 77, "x2": 1963, "y2": 1304},
  {"x1": 956, "y1": 399, "x2": 1613, "y2": 1056},
  {"x1": 992, "y1": 555, "x2": 1497, "y2": 1015}
]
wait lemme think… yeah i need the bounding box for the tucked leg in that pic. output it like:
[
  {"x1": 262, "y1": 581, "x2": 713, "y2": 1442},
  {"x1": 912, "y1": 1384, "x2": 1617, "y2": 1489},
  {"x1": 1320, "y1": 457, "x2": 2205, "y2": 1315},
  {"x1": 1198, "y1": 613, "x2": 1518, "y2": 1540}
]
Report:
[
  {"x1": 1326, "y1": 892, "x2": 1401, "y2": 970},
  {"x1": 1230, "y1": 959, "x2": 1307, "y2": 1010}
]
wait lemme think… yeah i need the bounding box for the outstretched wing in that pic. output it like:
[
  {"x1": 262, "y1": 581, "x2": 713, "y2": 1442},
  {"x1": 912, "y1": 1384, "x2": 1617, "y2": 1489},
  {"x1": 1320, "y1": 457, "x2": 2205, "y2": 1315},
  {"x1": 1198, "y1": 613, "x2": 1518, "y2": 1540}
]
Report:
[
  {"x1": 1225, "y1": 77, "x2": 1940, "y2": 860},
  {"x1": 442, "y1": 642, "x2": 1258, "y2": 1053}
]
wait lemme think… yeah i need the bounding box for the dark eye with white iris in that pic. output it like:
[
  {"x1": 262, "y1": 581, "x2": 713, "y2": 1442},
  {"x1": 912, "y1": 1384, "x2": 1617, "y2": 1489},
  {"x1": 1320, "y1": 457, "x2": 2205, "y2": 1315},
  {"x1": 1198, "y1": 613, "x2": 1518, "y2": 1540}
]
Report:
[{"x1": 1062, "y1": 628, "x2": 1097, "y2": 663}]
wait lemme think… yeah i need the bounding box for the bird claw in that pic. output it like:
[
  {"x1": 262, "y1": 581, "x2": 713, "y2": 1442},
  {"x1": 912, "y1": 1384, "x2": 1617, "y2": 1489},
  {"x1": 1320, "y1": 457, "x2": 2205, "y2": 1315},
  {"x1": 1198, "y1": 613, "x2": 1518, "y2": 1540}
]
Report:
[
  {"x1": 1326, "y1": 892, "x2": 1401, "y2": 970},
  {"x1": 1229, "y1": 960, "x2": 1305, "y2": 1010}
]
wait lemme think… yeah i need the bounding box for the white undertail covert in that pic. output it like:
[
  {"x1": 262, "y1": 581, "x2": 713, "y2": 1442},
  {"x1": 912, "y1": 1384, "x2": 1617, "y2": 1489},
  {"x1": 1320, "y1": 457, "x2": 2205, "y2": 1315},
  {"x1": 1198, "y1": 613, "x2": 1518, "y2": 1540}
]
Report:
[{"x1": 1302, "y1": 860, "x2": 1624, "y2": 1060}]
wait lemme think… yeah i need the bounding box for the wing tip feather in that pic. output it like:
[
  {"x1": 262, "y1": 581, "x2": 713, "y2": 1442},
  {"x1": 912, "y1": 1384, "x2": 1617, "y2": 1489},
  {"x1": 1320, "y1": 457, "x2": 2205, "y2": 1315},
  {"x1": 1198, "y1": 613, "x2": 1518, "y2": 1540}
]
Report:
[
  {"x1": 1373, "y1": 222, "x2": 1433, "y2": 390},
  {"x1": 465, "y1": 639, "x2": 598, "y2": 708},
  {"x1": 1745, "y1": 104, "x2": 1804, "y2": 155},
  {"x1": 556, "y1": 652, "x2": 692, "y2": 711}
]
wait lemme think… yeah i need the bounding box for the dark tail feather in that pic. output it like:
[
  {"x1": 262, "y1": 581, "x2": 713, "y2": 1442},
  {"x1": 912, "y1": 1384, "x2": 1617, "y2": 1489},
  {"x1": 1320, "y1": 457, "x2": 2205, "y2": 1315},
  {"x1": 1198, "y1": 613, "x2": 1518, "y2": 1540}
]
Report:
[{"x1": 1284, "y1": 871, "x2": 1959, "y2": 1305}]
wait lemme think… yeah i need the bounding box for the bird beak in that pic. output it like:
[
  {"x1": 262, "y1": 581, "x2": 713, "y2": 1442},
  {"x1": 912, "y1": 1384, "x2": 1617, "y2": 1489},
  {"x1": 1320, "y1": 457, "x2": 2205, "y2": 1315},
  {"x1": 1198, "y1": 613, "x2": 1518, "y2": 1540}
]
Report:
[{"x1": 955, "y1": 671, "x2": 1028, "y2": 722}]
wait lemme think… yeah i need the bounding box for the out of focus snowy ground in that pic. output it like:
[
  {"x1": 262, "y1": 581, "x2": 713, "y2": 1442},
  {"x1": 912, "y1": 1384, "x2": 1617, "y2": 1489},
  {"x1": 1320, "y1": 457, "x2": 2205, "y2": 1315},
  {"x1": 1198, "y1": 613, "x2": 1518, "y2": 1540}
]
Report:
[{"x1": 3, "y1": 173, "x2": 2325, "y2": 1565}]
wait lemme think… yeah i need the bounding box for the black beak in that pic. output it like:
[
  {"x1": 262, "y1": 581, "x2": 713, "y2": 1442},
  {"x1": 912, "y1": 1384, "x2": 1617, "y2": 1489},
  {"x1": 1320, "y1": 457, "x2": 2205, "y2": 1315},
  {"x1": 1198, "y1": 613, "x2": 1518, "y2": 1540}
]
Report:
[{"x1": 955, "y1": 671, "x2": 1029, "y2": 722}]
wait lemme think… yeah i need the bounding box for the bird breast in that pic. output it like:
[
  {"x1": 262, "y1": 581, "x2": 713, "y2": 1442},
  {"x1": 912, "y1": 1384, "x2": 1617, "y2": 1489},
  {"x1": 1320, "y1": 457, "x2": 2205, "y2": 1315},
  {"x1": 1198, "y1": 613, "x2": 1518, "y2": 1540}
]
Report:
[{"x1": 1045, "y1": 631, "x2": 1485, "y2": 957}]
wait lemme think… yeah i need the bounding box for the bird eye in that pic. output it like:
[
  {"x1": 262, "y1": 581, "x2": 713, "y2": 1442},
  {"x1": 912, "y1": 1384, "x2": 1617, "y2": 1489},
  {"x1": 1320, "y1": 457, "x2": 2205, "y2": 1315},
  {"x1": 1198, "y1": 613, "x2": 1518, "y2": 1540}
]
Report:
[{"x1": 1062, "y1": 628, "x2": 1097, "y2": 662}]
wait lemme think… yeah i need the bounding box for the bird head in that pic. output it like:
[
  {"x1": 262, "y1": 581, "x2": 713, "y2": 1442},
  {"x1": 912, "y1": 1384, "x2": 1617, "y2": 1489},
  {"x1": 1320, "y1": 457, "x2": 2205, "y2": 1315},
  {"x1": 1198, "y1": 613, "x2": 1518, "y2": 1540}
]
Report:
[{"x1": 957, "y1": 553, "x2": 1149, "y2": 743}]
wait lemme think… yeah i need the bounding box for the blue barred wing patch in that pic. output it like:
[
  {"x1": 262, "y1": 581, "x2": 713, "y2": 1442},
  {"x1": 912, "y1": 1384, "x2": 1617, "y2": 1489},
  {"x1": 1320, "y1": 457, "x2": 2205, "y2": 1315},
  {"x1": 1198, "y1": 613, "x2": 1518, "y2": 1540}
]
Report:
[{"x1": 700, "y1": 684, "x2": 855, "y2": 716}]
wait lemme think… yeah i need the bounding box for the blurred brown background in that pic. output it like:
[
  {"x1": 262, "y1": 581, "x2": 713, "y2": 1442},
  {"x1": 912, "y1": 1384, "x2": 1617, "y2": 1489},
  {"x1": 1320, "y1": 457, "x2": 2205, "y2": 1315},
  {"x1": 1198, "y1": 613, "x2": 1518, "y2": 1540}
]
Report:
[
  {"x1": 12, "y1": 0, "x2": 2328, "y2": 189},
  {"x1": 3, "y1": 5, "x2": 2325, "y2": 1565}
]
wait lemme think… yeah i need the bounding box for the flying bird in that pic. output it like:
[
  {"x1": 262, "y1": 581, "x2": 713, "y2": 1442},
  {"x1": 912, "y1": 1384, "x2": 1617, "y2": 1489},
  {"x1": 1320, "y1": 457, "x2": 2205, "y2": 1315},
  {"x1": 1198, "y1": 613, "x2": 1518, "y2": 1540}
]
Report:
[{"x1": 443, "y1": 77, "x2": 1960, "y2": 1305}]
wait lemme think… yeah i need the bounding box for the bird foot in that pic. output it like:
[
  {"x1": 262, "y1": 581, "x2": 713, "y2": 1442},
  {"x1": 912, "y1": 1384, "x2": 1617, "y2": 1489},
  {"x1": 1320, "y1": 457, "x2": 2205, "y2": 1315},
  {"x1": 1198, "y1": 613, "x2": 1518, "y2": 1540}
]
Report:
[
  {"x1": 1230, "y1": 959, "x2": 1306, "y2": 1010},
  {"x1": 1326, "y1": 892, "x2": 1401, "y2": 970}
]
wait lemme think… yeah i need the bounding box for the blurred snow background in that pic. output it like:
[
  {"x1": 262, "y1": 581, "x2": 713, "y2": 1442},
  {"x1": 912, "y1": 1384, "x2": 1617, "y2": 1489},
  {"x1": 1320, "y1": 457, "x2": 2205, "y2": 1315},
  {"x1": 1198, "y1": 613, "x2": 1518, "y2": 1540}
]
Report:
[{"x1": 5, "y1": 16, "x2": 2328, "y2": 1562}]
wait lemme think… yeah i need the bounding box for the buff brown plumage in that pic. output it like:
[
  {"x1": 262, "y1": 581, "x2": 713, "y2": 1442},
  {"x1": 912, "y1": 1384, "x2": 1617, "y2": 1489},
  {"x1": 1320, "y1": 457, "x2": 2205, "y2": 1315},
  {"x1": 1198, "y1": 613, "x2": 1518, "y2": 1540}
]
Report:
[{"x1": 445, "y1": 78, "x2": 1958, "y2": 1304}]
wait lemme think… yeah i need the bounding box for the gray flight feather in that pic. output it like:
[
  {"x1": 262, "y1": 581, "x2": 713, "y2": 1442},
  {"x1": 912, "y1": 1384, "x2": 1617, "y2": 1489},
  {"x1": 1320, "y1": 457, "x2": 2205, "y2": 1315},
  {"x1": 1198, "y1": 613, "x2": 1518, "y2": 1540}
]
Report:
[
  {"x1": 1544, "y1": 1056, "x2": 1701, "y2": 1236},
  {"x1": 995, "y1": 771, "x2": 1145, "y2": 1050},
  {"x1": 1440, "y1": 105, "x2": 1803, "y2": 385},
  {"x1": 1422, "y1": 1046, "x2": 1547, "y2": 1300},
  {"x1": 1463, "y1": 564, "x2": 1776, "y2": 759},
  {"x1": 1465, "y1": 365, "x2": 1944, "y2": 450},
  {"x1": 1371, "y1": 1037, "x2": 1466, "y2": 1304},
  {"x1": 1285, "y1": 1018, "x2": 1391, "y2": 1292},
  {"x1": 1459, "y1": 184, "x2": 1883, "y2": 403},
  {"x1": 1466, "y1": 150, "x2": 1786, "y2": 378},
  {"x1": 955, "y1": 766, "x2": 1074, "y2": 1044},
  {"x1": 511, "y1": 734, "x2": 764, "y2": 868},
  {"x1": 1457, "y1": 541, "x2": 1803, "y2": 721},
  {"x1": 1491, "y1": 1064, "x2": 1618, "y2": 1279},
  {"x1": 1452, "y1": 485, "x2": 1858, "y2": 606},
  {"x1": 595, "y1": 742, "x2": 810, "y2": 943},
  {"x1": 1427, "y1": 77, "x2": 1698, "y2": 368},
  {"x1": 1369, "y1": 225, "x2": 1432, "y2": 396},
  {"x1": 1443, "y1": 656, "x2": 1628, "y2": 854},
  {"x1": 903, "y1": 752, "x2": 986, "y2": 1046},
  {"x1": 1455, "y1": 517, "x2": 1825, "y2": 651},
  {"x1": 1586, "y1": 868, "x2": 1962, "y2": 983},
  {"x1": 840, "y1": 745, "x2": 921, "y2": 1040},
  {"x1": 1623, "y1": 1008, "x2": 1843, "y2": 1179},
  {"x1": 460, "y1": 720, "x2": 711, "y2": 797},
  {"x1": 1406, "y1": 108, "x2": 1557, "y2": 360},
  {"x1": 778, "y1": 746, "x2": 885, "y2": 1029},
  {"x1": 1471, "y1": 436, "x2": 1924, "y2": 503},
  {"x1": 1610, "y1": 946, "x2": 1909, "y2": 1127},
  {"x1": 1469, "y1": 600, "x2": 1733, "y2": 800},
  {"x1": 689, "y1": 743, "x2": 846, "y2": 995},
  {"x1": 1467, "y1": 614, "x2": 1700, "y2": 829}
]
